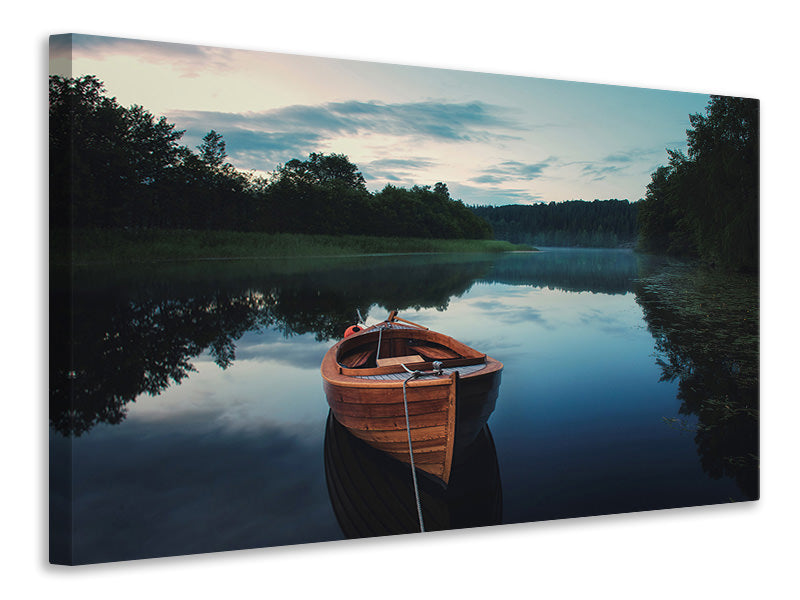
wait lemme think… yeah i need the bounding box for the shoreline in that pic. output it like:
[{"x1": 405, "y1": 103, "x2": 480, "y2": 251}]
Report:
[{"x1": 52, "y1": 229, "x2": 536, "y2": 265}]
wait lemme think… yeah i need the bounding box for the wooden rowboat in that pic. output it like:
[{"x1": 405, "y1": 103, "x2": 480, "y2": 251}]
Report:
[{"x1": 321, "y1": 311, "x2": 503, "y2": 485}]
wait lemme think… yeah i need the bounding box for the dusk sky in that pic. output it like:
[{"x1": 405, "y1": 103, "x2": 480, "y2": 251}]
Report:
[{"x1": 51, "y1": 34, "x2": 711, "y2": 206}]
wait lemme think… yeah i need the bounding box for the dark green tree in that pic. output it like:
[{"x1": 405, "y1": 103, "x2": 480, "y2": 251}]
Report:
[
  {"x1": 49, "y1": 75, "x2": 185, "y2": 229},
  {"x1": 686, "y1": 96, "x2": 759, "y2": 270},
  {"x1": 277, "y1": 152, "x2": 368, "y2": 191},
  {"x1": 198, "y1": 130, "x2": 227, "y2": 170},
  {"x1": 637, "y1": 95, "x2": 759, "y2": 271}
]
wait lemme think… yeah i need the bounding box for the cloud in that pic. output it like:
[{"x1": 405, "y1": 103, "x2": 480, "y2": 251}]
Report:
[
  {"x1": 174, "y1": 99, "x2": 517, "y2": 142},
  {"x1": 575, "y1": 150, "x2": 641, "y2": 181},
  {"x1": 365, "y1": 158, "x2": 437, "y2": 170},
  {"x1": 360, "y1": 157, "x2": 438, "y2": 183},
  {"x1": 169, "y1": 100, "x2": 518, "y2": 173},
  {"x1": 577, "y1": 147, "x2": 667, "y2": 181},
  {"x1": 471, "y1": 158, "x2": 554, "y2": 184},
  {"x1": 449, "y1": 182, "x2": 544, "y2": 206},
  {"x1": 496, "y1": 160, "x2": 552, "y2": 179},
  {"x1": 168, "y1": 113, "x2": 324, "y2": 168},
  {"x1": 470, "y1": 174, "x2": 506, "y2": 184},
  {"x1": 581, "y1": 163, "x2": 625, "y2": 181},
  {"x1": 601, "y1": 153, "x2": 635, "y2": 163},
  {"x1": 63, "y1": 33, "x2": 233, "y2": 78},
  {"x1": 456, "y1": 159, "x2": 553, "y2": 206},
  {"x1": 223, "y1": 131, "x2": 325, "y2": 171}
]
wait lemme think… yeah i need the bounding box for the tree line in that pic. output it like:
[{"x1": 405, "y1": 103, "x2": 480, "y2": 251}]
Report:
[
  {"x1": 49, "y1": 75, "x2": 492, "y2": 240},
  {"x1": 471, "y1": 199, "x2": 639, "y2": 248},
  {"x1": 637, "y1": 95, "x2": 759, "y2": 272}
]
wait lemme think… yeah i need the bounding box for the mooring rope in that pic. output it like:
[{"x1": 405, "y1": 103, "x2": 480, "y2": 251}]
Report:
[
  {"x1": 401, "y1": 369, "x2": 425, "y2": 532},
  {"x1": 398, "y1": 361, "x2": 443, "y2": 533}
]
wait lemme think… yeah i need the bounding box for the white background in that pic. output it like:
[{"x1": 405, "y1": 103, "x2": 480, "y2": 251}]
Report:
[{"x1": 4, "y1": 1, "x2": 797, "y2": 597}]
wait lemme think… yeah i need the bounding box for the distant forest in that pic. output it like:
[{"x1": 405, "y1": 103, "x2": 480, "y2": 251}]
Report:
[
  {"x1": 49, "y1": 75, "x2": 491, "y2": 240},
  {"x1": 471, "y1": 200, "x2": 639, "y2": 248},
  {"x1": 637, "y1": 95, "x2": 759, "y2": 272}
]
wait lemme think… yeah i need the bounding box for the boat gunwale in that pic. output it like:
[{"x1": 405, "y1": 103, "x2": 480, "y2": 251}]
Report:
[
  {"x1": 322, "y1": 347, "x2": 502, "y2": 389},
  {"x1": 326, "y1": 321, "x2": 496, "y2": 381},
  {"x1": 340, "y1": 355, "x2": 487, "y2": 378}
]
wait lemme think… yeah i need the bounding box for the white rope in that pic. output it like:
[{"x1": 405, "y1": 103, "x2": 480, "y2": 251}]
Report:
[
  {"x1": 401, "y1": 369, "x2": 425, "y2": 532},
  {"x1": 395, "y1": 358, "x2": 446, "y2": 533}
]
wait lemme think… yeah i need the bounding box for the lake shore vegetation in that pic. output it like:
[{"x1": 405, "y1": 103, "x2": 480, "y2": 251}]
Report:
[
  {"x1": 636, "y1": 95, "x2": 758, "y2": 272},
  {"x1": 56, "y1": 229, "x2": 532, "y2": 265}
]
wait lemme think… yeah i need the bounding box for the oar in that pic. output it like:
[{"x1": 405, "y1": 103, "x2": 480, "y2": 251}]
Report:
[{"x1": 392, "y1": 315, "x2": 429, "y2": 330}]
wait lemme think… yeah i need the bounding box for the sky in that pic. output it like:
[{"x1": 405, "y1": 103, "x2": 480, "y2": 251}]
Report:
[{"x1": 50, "y1": 33, "x2": 711, "y2": 206}]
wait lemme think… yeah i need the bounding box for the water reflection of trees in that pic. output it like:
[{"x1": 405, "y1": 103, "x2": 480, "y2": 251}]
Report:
[
  {"x1": 52, "y1": 249, "x2": 670, "y2": 438},
  {"x1": 634, "y1": 263, "x2": 758, "y2": 499},
  {"x1": 50, "y1": 255, "x2": 494, "y2": 437}
]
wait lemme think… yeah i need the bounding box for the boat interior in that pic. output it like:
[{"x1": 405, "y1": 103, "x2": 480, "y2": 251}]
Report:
[
  {"x1": 335, "y1": 319, "x2": 487, "y2": 377},
  {"x1": 339, "y1": 332, "x2": 463, "y2": 369}
]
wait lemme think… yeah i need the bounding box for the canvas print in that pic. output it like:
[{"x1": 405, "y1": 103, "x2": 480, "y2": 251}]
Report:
[{"x1": 49, "y1": 34, "x2": 759, "y2": 565}]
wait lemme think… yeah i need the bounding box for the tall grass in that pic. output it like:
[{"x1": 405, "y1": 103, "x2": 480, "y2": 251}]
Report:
[{"x1": 55, "y1": 229, "x2": 534, "y2": 264}]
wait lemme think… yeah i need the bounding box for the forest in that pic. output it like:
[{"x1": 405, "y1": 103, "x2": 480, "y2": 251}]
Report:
[
  {"x1": 471, "y1": 199, "x2": 639, "y2": 248},
  {"x1": 49, "y1": 75, "x2": 492, "y2": 241},
  {"x1": 636, "y1": 95, "x2": 759, "y2": 272}
]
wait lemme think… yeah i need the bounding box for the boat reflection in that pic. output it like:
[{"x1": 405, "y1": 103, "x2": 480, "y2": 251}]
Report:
[{"x1": 324, "y1": 411, "x2": 502, "y2": 538}]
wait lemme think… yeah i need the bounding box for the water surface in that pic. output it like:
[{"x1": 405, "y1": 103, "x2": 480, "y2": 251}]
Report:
[{"x1": 50, "y1": 249, "x2": 758, "y2": 563}]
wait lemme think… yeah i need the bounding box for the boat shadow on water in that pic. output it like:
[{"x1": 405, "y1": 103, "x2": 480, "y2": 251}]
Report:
[{"x1": 324, "y1": 412, "x2": 503, "y2": 538}]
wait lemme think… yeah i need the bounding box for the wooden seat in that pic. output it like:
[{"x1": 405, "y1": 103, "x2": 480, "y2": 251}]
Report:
[
  {"x1": 375, "y1": 354, "x2": 424, "y2": 368},
  {"x1": 409, "y1": 345, "x2": 461, "y2": 361}
]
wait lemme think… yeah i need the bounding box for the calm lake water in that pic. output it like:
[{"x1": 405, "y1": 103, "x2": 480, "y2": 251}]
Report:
[{"x1": 50, "y1": 248, "x2": 758, "y2": 564}]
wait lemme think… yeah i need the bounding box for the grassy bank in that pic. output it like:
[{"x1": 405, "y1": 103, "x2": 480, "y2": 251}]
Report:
[{"x1": 54, "y1": 229, "x2": 535, "y2": 264}]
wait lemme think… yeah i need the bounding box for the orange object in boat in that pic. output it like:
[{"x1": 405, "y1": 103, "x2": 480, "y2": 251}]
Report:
[{"x1": 343, "y1": 325, "x2": 364, "y2": 338}]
